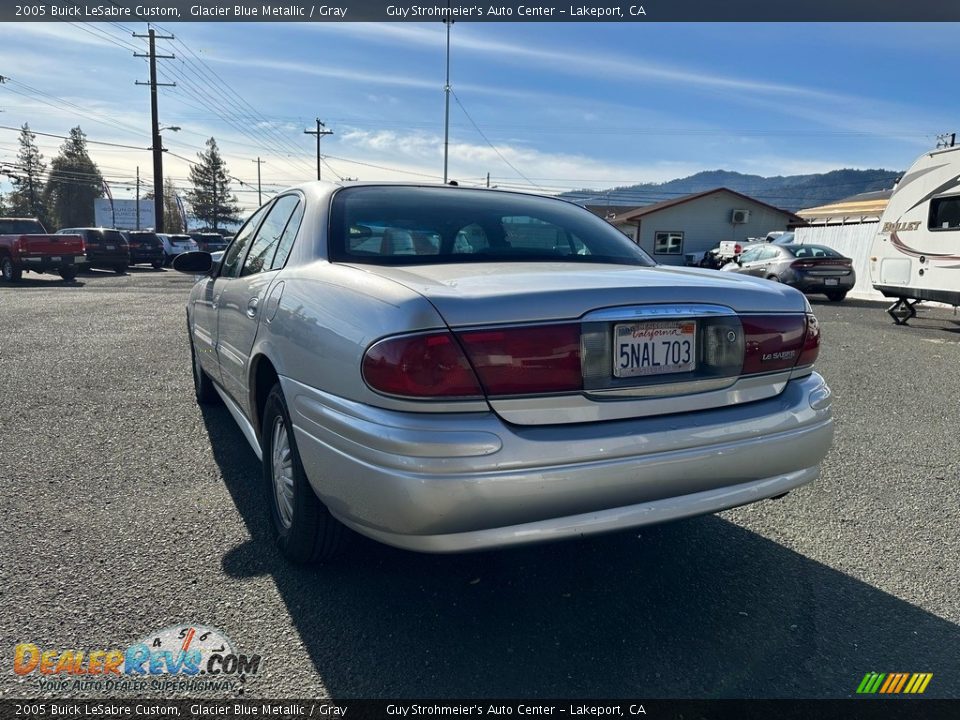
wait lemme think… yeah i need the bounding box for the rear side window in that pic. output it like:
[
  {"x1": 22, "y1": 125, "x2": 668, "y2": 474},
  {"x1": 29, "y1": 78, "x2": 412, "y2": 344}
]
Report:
[
  {"x1": 241, "y1": 195, "x2": 301, "y2": 277},
  {"x1": 221, "y1": 204, "x2": 270, "y2": 277},
  {"x1": 329, "y1": 186, "x2": 654, "y2": 266}
]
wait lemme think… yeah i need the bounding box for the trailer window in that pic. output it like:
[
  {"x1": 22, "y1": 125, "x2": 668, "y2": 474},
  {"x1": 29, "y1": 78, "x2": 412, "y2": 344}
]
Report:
[{"x1": 929, "y1": 196, "x2": 960, "y2": 231}]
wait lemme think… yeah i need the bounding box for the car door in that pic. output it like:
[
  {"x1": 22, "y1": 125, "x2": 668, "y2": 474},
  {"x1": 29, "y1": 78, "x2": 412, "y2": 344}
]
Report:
[
  {"x1": 216, "y1": 193, "x2": 304, "y2": 407},
  {"x1": 753, "y1": 245, "x2": 781, "y2": 277},
  {"x1": 192, "y1": 204, "x2": 272, "y2": 384},
  {"x1": 735, "y1": 246, "x2": 761, "y2": 273}
]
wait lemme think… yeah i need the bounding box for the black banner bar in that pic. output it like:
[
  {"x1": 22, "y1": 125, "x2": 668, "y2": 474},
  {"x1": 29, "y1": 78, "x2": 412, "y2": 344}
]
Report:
[
  {"x1": 4, "y1": 0, "x2": 960, "y2": 22},
  {"x1": 3, "y1": 700, "x2": 960, "y2": 720}
]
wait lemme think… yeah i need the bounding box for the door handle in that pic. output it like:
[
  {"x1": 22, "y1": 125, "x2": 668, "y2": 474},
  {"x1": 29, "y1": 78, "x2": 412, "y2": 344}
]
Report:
[{"x1": 246, "y1": 297, "x2": 259, "y2": 318}]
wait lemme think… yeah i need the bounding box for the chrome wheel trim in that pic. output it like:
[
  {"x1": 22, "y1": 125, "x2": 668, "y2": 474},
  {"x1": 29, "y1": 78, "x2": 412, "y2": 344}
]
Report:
[{"x1": 271, "y1": 416, "x2": 295, "y2": 529}]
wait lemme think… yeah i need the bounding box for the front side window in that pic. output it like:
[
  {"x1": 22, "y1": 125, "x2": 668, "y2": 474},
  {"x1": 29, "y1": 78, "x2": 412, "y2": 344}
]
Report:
[
  {"x1": 329, "y1": 186, "x2": 654, "y2": 266},
  {"x1": 654, "y1": 231, "x2": 684, "y2": 255},
  {"x1": 929, "y1": 196, "x2": 960, "y2": 230},
  {"x1": 221, "y1": 204, "x2": 270, "y2": 278}
]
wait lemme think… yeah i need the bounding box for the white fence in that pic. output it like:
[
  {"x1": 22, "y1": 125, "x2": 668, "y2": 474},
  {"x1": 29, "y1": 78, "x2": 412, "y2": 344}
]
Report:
[{"x1": 793, "y1": 222, "x2": 883, "y2": 301}]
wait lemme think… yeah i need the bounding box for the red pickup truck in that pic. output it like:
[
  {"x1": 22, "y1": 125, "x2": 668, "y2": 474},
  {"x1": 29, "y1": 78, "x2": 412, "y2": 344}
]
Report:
[{"x1": 0, "y1": 218, "x2": 86, "y2": 282}]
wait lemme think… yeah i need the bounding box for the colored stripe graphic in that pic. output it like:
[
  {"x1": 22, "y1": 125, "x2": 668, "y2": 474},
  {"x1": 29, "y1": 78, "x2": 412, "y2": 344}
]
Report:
[{"x1": 857, "y1": 672, "x2": 932, "y2": 694}]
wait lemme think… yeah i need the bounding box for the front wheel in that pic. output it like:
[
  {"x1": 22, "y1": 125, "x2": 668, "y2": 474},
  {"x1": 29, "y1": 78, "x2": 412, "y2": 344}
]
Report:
[
  {"x1": 59, "y1": 265, "x2": 78, "y2": 282},
  {"x1": 1, "y1": 256, "x2": 22, "y2": 282},
  {"x1": 262, "y1": 383, "x2": 346, "y2": 563}
]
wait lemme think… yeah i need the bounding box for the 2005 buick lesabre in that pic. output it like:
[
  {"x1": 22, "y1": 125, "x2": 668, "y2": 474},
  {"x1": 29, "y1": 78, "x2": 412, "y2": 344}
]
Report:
[{"x1": 174, "y1": 183, "x2": 833, "y2": 562}]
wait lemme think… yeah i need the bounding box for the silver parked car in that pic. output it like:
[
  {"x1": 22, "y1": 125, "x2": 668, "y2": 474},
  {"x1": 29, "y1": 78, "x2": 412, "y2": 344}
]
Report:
[{"x1": 174, "y1": 183, "x2": 833, "y2": 562}]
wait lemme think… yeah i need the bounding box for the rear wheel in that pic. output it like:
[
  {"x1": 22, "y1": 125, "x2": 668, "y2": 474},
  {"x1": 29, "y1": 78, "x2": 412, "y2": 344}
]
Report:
[
  {"x1": 152, "y1": 260, "x2": 164, "y2": 270},
  {"x1": 58, "y1": 265, "x2": 78, "y2": 282},
  {"x1": 114, "y1": 264, "x2": 128, "y2": 275},
  {"x1": 1, "y1": 256, "x2": 22, "y2": 282},
  {"x1": 766, "y1": 274, "x2": 780, "y2": 282},
  {"x1": 262, "y1": 383, "x2": 346, "y2": 563},
  {"x1": 826, "y1": 291, "x2": 847, "y2": 302}
]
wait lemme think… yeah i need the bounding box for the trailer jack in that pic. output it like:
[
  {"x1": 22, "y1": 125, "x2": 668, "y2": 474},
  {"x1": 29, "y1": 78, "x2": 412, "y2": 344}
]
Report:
[{"x1": 888, "y1": 298, "x2": 918, "y2": 325}]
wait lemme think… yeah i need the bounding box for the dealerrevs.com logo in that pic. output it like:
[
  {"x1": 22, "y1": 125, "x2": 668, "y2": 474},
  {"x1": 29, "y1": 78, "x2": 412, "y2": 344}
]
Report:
[{"x1": 13, "y1": 625, "x2": 262, "y2": 693}]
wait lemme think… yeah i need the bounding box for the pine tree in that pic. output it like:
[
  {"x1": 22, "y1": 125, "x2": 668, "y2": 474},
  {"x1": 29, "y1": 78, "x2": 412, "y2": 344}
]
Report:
[
  {"x1": 7, "y1": 124, "x2": 50, "y2": 227},
  {"x1": 42, "y1": 126, "x2": 103, "y2": 229},
  {"x1": 185, "y1": 138, "x2": 240, "y2": 231}
]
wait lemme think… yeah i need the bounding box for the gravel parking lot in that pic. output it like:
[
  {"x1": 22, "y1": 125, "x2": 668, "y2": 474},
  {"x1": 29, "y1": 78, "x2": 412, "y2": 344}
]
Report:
[{"x1": 2, "y1": 269, "x2": 958, "y2": 699}]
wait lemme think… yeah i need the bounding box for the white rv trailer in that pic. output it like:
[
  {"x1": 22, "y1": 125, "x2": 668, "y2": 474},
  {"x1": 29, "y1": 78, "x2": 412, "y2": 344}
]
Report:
[{"x1": 870, "y1": 144, "x2": 960, "y2": 324}]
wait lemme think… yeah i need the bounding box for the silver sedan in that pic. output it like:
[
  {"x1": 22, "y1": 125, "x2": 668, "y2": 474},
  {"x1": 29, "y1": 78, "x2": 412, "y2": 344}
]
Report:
[{"x1": 174, "y1": 183, "x2": 833, "y2": 562}]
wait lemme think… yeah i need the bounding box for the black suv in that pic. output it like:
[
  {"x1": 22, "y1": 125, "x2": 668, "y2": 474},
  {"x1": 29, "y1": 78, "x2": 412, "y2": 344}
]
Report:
[
  {"x1": 190, "y1": 232, "x2": 229, "y2": 253},
  {"x1": 56, "y1": 228, "x2": 129, "y2": 273},
  {"x1": 124, "y1": 230, "x2": 165, "y2": 269}
]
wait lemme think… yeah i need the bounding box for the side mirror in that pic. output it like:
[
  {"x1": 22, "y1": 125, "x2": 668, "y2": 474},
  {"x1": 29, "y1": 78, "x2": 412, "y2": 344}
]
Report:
[{"x1": 172, "y1": 251, "x2": 213, "y2": 274}]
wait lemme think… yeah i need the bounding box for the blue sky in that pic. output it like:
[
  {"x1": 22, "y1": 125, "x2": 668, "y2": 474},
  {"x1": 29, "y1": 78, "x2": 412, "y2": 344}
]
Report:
[{"x1": 0, "y1": 21, "x2": 956, "y2": 213}]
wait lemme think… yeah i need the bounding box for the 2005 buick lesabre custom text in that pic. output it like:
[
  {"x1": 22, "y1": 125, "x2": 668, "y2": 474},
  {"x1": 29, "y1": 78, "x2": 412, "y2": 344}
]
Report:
[{"x1": 174, "y1": 183, "x2": 833, "y2": 562}]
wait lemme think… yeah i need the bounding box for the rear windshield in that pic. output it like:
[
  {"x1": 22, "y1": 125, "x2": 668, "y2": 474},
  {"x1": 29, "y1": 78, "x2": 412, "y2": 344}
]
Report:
[
  {"x1": 170, "y1": 235, "x2": 192, "y2": 242},
  {"x1": 129, "y1": 232, "x2": 160, "y2": 243},
  {"x1": 786, "y1": 245, "x2": 842, "y2": 258},
  {"x1": 0, "y1": 219, "x2": 46, "y2": 234},
  {"x1": 329, "y1": 186, "x2": 654, "y2": 266},
  {"x1": 102, "y1": 230, "x2": 126, "y2": 243}
]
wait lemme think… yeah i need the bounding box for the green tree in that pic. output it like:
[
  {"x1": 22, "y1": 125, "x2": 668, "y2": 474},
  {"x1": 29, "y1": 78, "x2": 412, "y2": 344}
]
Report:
[
  {"x1": 185, "y1": 138, "x2": 240, "y2": 231},
  {"x1": 42, "y1": 126, "x2": 103, "y2": 229},
  {"x1": 145, "y1": 177, "x2": 186, "y2": 233},
  {"x1": 7, "y1": 124, "x2": 50, "y2": 226}
]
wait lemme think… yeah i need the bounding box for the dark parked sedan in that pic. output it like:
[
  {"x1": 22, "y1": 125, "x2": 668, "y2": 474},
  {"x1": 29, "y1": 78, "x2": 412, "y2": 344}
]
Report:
[{"x1": 722, "y1": 243, "x2": 855, "y2": 301}]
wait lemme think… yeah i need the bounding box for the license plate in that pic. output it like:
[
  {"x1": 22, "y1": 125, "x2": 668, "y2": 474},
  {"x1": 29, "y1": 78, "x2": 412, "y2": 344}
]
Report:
[
  {"x1": 614, "y1": 320, "x2": 697, "y2": 378},
  {"x1": 106, "y1": 245, "x2": 115, "y2": 250},
  {"x1": 825, "y1": 278, "x2": 839, "y2": 286},
  {"x1": 50, "y1": 256, "x2": 60, "y2": 262}
]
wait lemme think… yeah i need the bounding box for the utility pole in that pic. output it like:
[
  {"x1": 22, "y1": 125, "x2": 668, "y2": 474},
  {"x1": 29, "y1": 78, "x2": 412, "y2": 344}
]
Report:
[
  {"x1": 303, "y1": 118, "x2": 333, "y2": 181},
  {"x1": 252, "y1": 157, "x2": 265, "y2": 205},
  {"x1": 443, "y1": 6, "x2": 453, "y2": 184},
  {"x1": 135, "y1": 166, "x2": 140, "y2": 230},
  {"x1": 134, "y1": 26, "x2": 175, "y2": 232}
]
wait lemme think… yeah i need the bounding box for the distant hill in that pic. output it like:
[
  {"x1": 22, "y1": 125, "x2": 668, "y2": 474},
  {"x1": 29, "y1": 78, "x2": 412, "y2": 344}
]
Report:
[{"x1": 561, "y1": 168, "x2": 902, "y2": 212}]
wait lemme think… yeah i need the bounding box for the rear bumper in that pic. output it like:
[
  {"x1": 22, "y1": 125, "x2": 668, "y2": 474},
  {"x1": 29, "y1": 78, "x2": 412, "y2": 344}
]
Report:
[
  {"x1": 788, "y1": 273, "x2": 856, "y2": 293},
  {"x1": 284, "y1": 372, "x2": 834, "y2": 552},
  {"x1": 130, "y1": 250, "x2": 163, "y2": 263},
  {"x1": 19, "y1": 255, "x2": 85, "y2": 270}
]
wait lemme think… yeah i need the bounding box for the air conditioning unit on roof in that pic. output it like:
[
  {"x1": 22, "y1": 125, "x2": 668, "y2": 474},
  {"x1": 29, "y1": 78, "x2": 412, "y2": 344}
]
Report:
[{"x1": 731, "y1": 209, "x2": 751, "y2": 224}]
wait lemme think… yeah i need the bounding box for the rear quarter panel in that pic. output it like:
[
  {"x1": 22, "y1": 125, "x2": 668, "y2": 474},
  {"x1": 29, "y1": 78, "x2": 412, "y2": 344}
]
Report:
[{"x1": 252, "y1": 262, "x2": 472, "y2": 411}]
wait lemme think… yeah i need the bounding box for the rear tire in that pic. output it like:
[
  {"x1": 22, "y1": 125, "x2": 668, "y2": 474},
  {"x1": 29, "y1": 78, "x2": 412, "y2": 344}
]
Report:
[
  {"x1": 59, "y1": 266, "x2": 78, "y2": 282},
  {"x1": 766, "y1": 274, "x2": 780, "y2": 282},
  {"x1": 262, "y1": 383, "x2": 346, "y2": 564},
  {"x1": 114, "y1": 264, "x2": 128, "y2": 275},
  {"x1": 152, "y1": 260, "x2": 163, "y2": 270},
  {"x1": 1, "y1": 256, "x2": 22, "y2": 282},
  {"x1": 826, "y1": 291, "x2": 847, "y2": 302},
  {"x1": 189, "y1": 330, "x2": 219, "y2": 405}
]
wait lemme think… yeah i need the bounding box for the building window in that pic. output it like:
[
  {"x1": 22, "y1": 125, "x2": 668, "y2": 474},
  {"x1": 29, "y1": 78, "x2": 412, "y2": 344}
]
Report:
[
  {"x1": 654, "y1": 231, "x2": 684, "y2": 255},
  {"x1": 929, "y1": 196, "x2": 960, "y2": 230}
]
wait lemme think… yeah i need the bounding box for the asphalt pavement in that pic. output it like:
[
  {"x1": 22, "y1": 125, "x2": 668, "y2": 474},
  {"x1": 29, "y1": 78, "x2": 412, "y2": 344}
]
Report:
[{"x1": 1, "y1": 268, "x2": 958, "y2": 699}]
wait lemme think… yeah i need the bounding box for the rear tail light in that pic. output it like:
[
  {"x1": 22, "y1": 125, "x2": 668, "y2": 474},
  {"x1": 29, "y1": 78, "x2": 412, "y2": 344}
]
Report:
[
  {"x1": 790, "y1": 260, "x2": 815, "y2": 269},
  {"x1": 741, "y1": 313, "x2": 819, "y2": 375},
  {"x1": 363, "y1": 324, "x2": 582, "y2": 399},
  {"x1": 362, "y1": 331, "x2": 482, "y2": 398},
  {"x1": 456, "y1": 324, "x2": 582, "y2": 395},
  {"x1": 797, "y1": 313, "x2": 820, "y2": 367}
]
